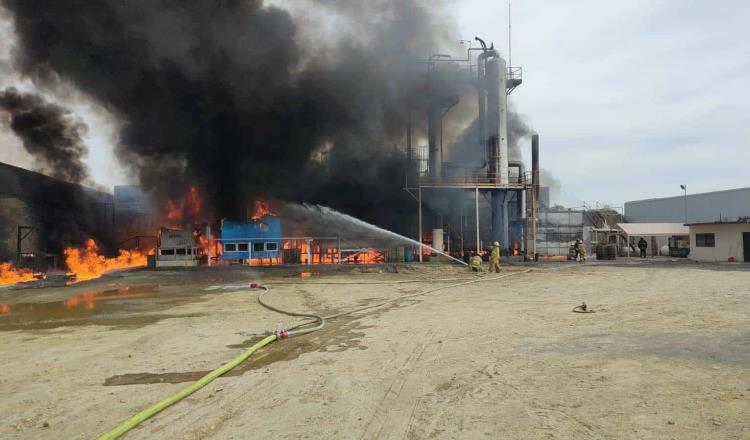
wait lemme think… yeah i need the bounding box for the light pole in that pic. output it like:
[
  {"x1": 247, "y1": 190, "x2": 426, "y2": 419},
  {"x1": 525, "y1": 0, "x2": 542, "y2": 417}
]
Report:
[{"x1": 680, "y1": 185, "x2": 687, "y2": 224}]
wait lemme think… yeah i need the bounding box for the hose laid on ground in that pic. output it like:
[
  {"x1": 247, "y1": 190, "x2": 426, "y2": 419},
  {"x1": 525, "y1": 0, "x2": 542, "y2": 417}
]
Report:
[
  {"x1": 205, "y1": 276, "x2": 500, "y2": 289},
  {"x1": 96, "y1": 334, "x2": 276, "y2": 440},
  {"x1": 572, "y1": 302, "x2": 595, "y2": 313},
  {"x1": 265, "y1": 269, "x2": 532, "y2": 335},
  {"x1": 257, "y1": 286, "x2": 325, "y2": 337},
  {"x1": 98, "y1": 269, "x2": 530, "y2": 439}
]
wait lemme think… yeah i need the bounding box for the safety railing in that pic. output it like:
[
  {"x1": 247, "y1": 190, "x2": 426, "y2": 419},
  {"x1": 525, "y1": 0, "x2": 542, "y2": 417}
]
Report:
[{"x1": 417, "y1": 169, "x2": 532, "y2": 188}]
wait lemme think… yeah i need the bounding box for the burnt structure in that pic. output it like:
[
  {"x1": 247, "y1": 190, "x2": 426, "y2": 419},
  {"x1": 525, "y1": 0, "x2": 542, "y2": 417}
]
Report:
[{"x1": 0, "y1": 162, "x2": 114, "y2": 268}]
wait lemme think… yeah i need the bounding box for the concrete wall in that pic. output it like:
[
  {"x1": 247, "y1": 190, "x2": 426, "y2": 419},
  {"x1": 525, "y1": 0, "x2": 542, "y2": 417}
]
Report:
[
  {"x1": 625, "y1": 187, "x2": 750, "y2": 223},
  {"x1": 689, "y1": 223, "x2": 750, "y2": 262}
]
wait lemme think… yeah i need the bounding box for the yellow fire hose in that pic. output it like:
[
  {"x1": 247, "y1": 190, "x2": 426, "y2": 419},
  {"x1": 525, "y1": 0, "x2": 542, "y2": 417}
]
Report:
[
  {"x1": 98, "y1": 269, "x2": 530, "y2": 439},
  {"x1": 97, "y1": 334, "x2": 277, "y2": 440}
]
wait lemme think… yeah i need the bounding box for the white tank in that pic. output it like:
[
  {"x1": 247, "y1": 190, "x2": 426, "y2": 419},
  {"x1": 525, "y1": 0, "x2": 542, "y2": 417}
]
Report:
[
  {"x1": 431, "y1": 229, "x2": 444, "y2": 255},
  {"x1": 660, "y1": 245, "x2": 670, "y2": 256}
]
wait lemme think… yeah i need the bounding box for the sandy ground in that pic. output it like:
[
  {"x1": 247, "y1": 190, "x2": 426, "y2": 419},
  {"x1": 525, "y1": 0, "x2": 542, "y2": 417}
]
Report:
[{"x1": 1, "y1": 261, "x2": 749, "y2": 439}]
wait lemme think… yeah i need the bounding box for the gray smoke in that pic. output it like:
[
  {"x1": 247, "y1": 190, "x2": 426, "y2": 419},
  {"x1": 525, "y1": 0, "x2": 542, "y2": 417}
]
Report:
[
  {"x1": 507, "y1": 104, "x2": 532, "y2": 160},
  {"x1": 446, "y1": 101, "x2": 533, "y2": 164},
  {"x1": 0, "y1": 87, "x2": 90, "y2": 184},
  {"x1": 540, "y1": 168, "x2": 561, "y2": 205}
]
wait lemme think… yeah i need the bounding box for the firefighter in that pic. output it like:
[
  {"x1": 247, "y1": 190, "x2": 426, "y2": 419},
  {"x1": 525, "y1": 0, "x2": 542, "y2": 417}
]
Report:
[
  {"x1": 469, "y1": 252, "x2": 483, "y2": 272},
  {"x1": 576, "y1": 238, "x2": 586, "y2": 262},
  {"x1": 638, "y1": 237, "x2": 648, "y2": 258},
  {"x1": 489, "y1": 241, "x2": 502, "y2": 272}
]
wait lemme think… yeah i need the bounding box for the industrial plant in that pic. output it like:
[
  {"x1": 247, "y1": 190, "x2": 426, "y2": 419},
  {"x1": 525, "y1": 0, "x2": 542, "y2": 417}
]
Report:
[{"x1": 0, "y1": 1, "x2": 748, "y2": 439}]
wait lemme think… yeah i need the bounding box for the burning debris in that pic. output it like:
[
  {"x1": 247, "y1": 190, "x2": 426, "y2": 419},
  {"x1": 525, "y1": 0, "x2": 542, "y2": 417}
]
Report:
[
  {"x1": 165, "y1": 186, "x2": 203, "y2": 228},
  {"x1": 0, "y1": 261, "x2": 40, "y2": 286},
  {"x1": 249, "y1": 200, "x2": 275, "y2": 221},
  {"x1": 63, "y1": 239, "x2": 149, "y2": 282}
]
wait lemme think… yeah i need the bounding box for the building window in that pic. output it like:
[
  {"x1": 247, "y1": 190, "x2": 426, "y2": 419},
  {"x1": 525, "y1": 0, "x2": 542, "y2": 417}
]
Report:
[
  {"x1": 160, "y1": 249, "x2": 175, "y2": 255},
  {"x1": 225, "y1": 243, "x2": 237, "y2": 252},
  {"x1": 237, "y1": 243, "x2": 249, "y2": 252},
  {"x1": 253, "y1": 242, "x2": 264, "y2": 252},
  {"x1": 176, "y1": 248, "x2": 187, "y2": 255},
  {"x1": 695, "y1": 233, "x2": 715, "y2": 247},
  {"x1": 265, "y1": 242, "x2": 278, "y2": 251}
]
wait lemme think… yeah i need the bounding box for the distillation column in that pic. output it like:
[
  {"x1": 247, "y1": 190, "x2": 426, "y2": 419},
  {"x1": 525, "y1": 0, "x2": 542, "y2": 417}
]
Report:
[{"x1": 485, "y1": 52, "x2": 510, "y2": 249}]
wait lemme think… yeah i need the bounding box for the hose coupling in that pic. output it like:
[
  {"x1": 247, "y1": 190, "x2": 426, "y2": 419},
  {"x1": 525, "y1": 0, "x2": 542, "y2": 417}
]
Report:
[
  {"x1": 275, "y1": 329, "x2": 289, "y2": 340},
  {"x1": 250, "y1": 282, "x2": 261, "y2": 289}
]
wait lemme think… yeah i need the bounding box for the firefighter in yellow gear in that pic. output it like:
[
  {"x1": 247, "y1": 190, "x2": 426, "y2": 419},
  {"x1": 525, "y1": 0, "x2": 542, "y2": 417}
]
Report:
[
  {"x1": 576, "y1": 238, "x2": 586, "y2": 262},
  {"x1": 489, "y1": 241, "x2": 501, "y2": 272},
  {"x1": 469, "y1": 252, "x2": 483, "y2": 272}
]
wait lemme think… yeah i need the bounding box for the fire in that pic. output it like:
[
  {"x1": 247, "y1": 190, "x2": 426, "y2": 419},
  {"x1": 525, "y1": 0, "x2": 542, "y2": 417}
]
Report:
[
  {"x1": 249, "y1": 258, "x2": 279, "y2": 266},
  {"x1": 165, "y1": 185, "x2": 202, "y2": 227},
  {"x1": 342, "y1": 249, "x2": 383, "y2": 264},
  {"x1": 64, "y1": 239, "x2": 150, "y2": 282},
  {"x1": 0, "y1": 261, "x2": 41, "y2": 286},
  {"x1": 249, "y1": 200, "x2": 275, "y2": 221}
]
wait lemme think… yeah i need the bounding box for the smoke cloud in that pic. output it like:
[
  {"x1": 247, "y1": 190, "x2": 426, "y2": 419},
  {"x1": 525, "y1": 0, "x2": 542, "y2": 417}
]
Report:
[
  {"x1": 446, "y1": 106, "x2": 533, "y2": 165},
  {"x1": 1, "y1": 1, "x2": 458, "y2": 226},
  {"x1": 0, "y1": 87, "x2": 90, "y2": 184}
]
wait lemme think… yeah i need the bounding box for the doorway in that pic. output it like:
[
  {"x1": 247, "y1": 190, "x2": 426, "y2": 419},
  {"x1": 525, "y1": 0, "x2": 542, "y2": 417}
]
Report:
[{"x1": 744, "y1": 232, "x2": 750, "y2": 262}]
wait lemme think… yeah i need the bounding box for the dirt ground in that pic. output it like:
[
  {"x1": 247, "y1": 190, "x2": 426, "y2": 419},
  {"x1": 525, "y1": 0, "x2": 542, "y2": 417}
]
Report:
[{"x1": 1, "y1": 261, "x2": 748, "y2": 439}]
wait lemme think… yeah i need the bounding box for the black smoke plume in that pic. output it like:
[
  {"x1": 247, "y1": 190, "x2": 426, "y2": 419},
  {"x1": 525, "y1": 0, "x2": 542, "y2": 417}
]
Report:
[
  {"x1": 0, "y1": 87, "x2": 90, "y2": 184},
  {"x1": 2, "y1": 0, "x2": 455, "y2": 231}
]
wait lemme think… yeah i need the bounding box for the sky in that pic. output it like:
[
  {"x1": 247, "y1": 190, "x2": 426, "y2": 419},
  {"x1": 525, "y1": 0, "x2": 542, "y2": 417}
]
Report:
[
  {"x1": 456, "y1": 0, "x2": 750, "y2": 207},
  {"x1": 1, "y1": 0, "x2": 750, "y2": 207}
]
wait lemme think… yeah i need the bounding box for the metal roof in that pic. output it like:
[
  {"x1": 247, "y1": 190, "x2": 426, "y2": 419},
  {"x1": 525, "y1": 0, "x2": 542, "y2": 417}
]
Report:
[
  {"x1": 625, "y1": 186, "x2": 750, "y2": 205},
  {"x1": 685, "y1": 220, "x2": 750, "y2": 226},
  {"x1": 616, "y1": 223, "x2": 689, "y2": 236}
]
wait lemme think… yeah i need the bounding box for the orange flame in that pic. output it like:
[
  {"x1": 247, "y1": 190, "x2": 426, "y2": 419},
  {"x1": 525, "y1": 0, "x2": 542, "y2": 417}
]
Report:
[
  {"x1": 343, "y1": 249, "x2": 383, "y2": 264},
  {"x1": 64, "y1": 239, "x2": 150, "y2": 282},
  {"x1": 249, "y1": 200, "x2": 275, "y2": 221},
  {"x1": 0, "y1": 261, "x2": 41, "y2": 286},
  {"x1": 165, "y1": 185, "x2": 202, "y2": 227}
]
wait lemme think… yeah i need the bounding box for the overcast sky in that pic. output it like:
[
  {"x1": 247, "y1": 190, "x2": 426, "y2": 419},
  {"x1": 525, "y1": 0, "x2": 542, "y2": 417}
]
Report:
[
  {"x1": 1, "y1": 0, "x2": 749, "y2": 207},
  {"x1": 457, "y1": 0, "x2": 750, "y2": 206}
]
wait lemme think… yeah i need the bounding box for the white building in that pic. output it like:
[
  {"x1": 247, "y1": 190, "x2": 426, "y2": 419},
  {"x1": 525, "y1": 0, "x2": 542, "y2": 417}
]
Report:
[
  {"x1": 687, "y1": 221, "x2": 750, "y2": 262},
  {"x1": 625, "y1": 187, "x2": 750, "y2": 224}
]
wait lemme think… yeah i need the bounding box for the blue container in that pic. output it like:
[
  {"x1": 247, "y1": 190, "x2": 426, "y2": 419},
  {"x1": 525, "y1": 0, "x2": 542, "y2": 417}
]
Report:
[
  {"x1": 404, "y1": 248, "x2": 414, "y2": 262},
  {"x1": 221, "y1": 216, "x2": 281, "y2": 260}
]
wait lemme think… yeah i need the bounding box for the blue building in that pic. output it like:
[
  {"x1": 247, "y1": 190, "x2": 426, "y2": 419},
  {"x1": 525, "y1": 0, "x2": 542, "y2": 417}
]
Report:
[{"x1": 221, "y1": 216, "x2": 282, "y2": 261}]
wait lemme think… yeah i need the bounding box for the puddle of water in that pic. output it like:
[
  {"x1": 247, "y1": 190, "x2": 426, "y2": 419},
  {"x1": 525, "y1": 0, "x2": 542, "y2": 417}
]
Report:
[
  {"x1": 0, "y1": 285, "x2": 204, "y2": 331},
  {"x1": 104, "y1": 318, "x2": 371, "y2": 386}
]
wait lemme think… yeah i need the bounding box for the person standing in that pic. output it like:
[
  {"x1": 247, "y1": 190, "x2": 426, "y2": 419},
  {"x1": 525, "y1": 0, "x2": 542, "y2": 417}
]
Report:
[
  {"x1": 576, "y1": 238, "x2": 586, "y2": 262},
  {"x1": 638, "y1": 237, "x2": 648, "y2": 258},
  {"x1": 489, "y1": 241, "x2": 502, "y2": 272}
]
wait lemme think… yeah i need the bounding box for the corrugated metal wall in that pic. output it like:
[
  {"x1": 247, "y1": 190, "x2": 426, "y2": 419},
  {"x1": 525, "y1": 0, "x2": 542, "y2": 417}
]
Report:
[{"x1": 625, "y1": 187, "x2": 750, "y2": 224}]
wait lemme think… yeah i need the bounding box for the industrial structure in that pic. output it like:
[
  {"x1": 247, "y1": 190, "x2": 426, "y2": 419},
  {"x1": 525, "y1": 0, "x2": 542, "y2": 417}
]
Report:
[
  {"x1": 155, "y1": 227, "x2": 201, "y2": 267},
  {"x1": 221, "y1": 217, "x2": 282, "y2": 263},
  {"x1": 625, "y1": 187, "x2": 750, "y2": 224},
  {"x1": 0, "y1": 162, "x2": 114, "y2": 269},
  {"x1": 405, "y1": 37, "x2": 538, "y2": 259}
]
